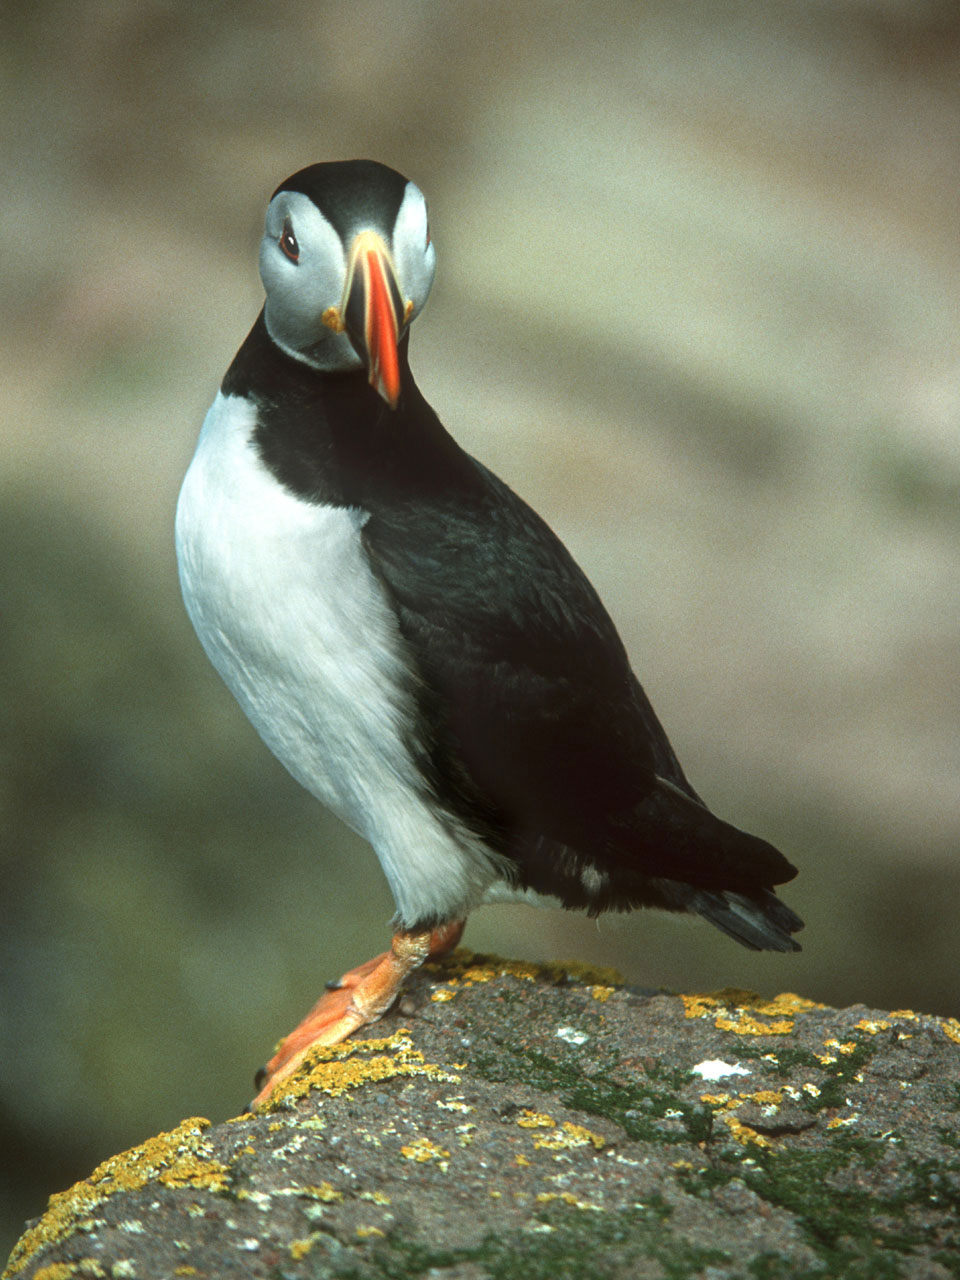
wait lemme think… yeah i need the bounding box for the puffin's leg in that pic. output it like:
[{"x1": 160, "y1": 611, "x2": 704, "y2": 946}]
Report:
[{"x1": 251, "y1": 918, "x2": 465, "y2": 1108}]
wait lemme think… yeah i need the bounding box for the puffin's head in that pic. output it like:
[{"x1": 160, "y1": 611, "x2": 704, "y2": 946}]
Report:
[{"x1": 259, "y1": 160, "x2": 436, "y2": 408}]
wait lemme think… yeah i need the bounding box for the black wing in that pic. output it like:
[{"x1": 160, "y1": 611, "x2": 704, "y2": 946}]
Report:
[{"x1": 361, "y1": 446, "x2": 795, "y2": 901}]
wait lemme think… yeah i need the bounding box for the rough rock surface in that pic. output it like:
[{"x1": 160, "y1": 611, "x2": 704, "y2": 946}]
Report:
[{"x1": 5, "y1": 952, "x2": 960, "y2": 1280}]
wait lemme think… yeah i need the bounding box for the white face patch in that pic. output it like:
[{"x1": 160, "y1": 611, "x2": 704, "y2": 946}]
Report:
[
  {"x1": 392, "y1": 181, "x2": 436, "y2": 322},
  {"x1": 260, "y1": 191, "x2": 360, "y2": 371},
  {"x1": 259, "y1": 180, "x2": 436, "y2": 374}
]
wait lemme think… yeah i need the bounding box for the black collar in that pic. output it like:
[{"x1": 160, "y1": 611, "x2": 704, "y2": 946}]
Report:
[{"x1": 222, "y1": 311, "x2": 478, "y2": 511}]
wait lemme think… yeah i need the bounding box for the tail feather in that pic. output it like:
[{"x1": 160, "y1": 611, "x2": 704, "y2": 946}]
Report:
[
  {"x1": 514, "y1": 775, "x2": 805, "y2": 951},
  {"x1": 653, "y1": 878, "x2": 803, "y2": 952}
]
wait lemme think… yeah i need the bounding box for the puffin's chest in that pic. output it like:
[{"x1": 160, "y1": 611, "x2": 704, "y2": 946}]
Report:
[{"x1": 174, "y1": 392, "x2": 416, "y2": 826}]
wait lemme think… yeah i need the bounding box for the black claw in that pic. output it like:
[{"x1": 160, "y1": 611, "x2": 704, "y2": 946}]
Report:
[
  {"x1": 254, "y1": 1064, "x2": 267, "y2": 1091},
  {"x1": 325, "y1": 977, "x2": 342, "y2": 990}
]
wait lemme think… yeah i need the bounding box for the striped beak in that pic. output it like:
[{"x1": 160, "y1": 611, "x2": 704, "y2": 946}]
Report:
[{"x1": 340, "y1": 230, "x2": 408, "y2": 409}]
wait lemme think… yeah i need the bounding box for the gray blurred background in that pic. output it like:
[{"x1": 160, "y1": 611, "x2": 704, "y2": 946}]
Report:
[{"x1": 3, "y1": 0, "x2": 959, "y2": 1256}]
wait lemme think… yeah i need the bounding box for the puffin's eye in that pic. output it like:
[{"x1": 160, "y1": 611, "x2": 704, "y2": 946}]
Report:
[{"x1": 279, "y1": 219, "x2": 299, "y2": 263}]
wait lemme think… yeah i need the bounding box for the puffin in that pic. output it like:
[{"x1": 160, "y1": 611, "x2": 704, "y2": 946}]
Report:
[{"x1": 175, "y1": 159, "x2": 803, "y2": 1107}]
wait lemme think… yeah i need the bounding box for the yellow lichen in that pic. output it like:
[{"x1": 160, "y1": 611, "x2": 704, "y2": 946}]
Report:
[
  {"x1": 536, "y1": 1192, "x2": 603, "y2": 1211},
  {"x1": 4, "y1": 1119, "x2": 228, "y2": 1279},
  {"x1": 430, "y1": 989, "x2": 455, "y2": 1002},
  {"x1": 460, "y1": 964, "x2": 499, "y2": 983},
  {"x1": 700, "y1": 1092, "x2": 733, "y2": 1107},
  {"x1": 356, "y1": 1226, "x2": 386, "y2": 1240},
  {"x1": 359, "y1": 1190, "x2": 392, "y2": 1205},
  {"x1": 534, "y1": 1122, "x2": 605, "y2": 1151},
  {"x1": 746, "y1": 1089, "x2": 785, "y2": 1107},
  {"x1": 716, "y1": 1013, "x2": 795, "y2": 1036},
  {"x1": 701, "y1": 1085, "x2": 794, "y2": 1135},
  {"x1": 682, "y1": 990, "x2": 823, "y2": 1037},
  {"x1": 590, "y1": 985, "x2": 616, "y2": 1002},
  {"x1": 556, "y1": 959, "x2": 624, "y2": 987},
  {"x1": 258, "y1": 1028, "x2": 459, "y2": 1110},
  {"x1": 828, "y1": 1115, "x2": 858, "y2": 1129},
  {"x1": 682, "y1": 990, "x2": 748, "y2": 1020},
  {"x1": 236, "y1": 1188, "x2": 271, "y2": 1206},
  {"x1": 32, "y1": 1268, "x2": 77, "y2": 1280},
  {"x1": 456, "y1": 1124, "x2": 476, "y2": 1146},
  {"x1": 515, "y1": 1154, "x2": 531, "y2": 1167},
  {"x1": 721, "y1": 1115, "x2": 771, "y2": 1149},
  {"x1": 174, "y1": 1270, "x2": 200, "y2": 1277},
  {"x1": 760, "y1": 992, "x2": 825, "y2": 1016},
  {"x1": 516, "y1": 1110, "x2": 557, "y2": 1129},
  {"x1": 301, "y1": 1182, "x2": 343, "y2": 1202},
  {"x1": 289, "y1": 1237, "x2": 316, "y2": 1260},
  {"x1": 940, "y1": 1018, "x2": 960, "y2": 1045},
  {"x1": 399, "y1": 1137, "x2": 450, "y2": 1164},
  {"x1": 856, "y1": 1019, "x2": 890, "y2": 1035},
  {"x1": 425, "y1": 948, "x2": 622, "y2": 989},
  {"x1": 823, "y1": 1039, "x2": 857, "y2": 1054}
]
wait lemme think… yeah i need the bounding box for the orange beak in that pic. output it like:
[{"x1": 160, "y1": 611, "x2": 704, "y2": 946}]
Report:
[{"x1": 340, "y1": 230, "x2": 407, "y2": 409}]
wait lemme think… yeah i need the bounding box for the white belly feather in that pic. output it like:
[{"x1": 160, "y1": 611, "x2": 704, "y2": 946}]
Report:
[{"x1": 175, "y1": 392, "x2": 503, "y2": 924}]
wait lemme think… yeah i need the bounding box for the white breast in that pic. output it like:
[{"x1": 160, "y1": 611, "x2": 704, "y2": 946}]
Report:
[{"x1": 175, "y1": 392, "x2": 503, "y2": 925}]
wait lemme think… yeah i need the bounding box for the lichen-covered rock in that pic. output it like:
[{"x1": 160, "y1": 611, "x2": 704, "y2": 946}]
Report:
[{"x1": 5, "y1": 952, "x2": 960, "y2": 1279}]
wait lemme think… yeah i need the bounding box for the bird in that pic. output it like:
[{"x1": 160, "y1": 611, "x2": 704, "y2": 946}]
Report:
[{"x1": 175, "y1": 159, "x2": 803, "y2": 1108}]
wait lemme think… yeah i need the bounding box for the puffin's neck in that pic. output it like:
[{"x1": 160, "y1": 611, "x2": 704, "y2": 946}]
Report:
[{"x1": 222, "y1": 311, "x2": 473, "y2": 509}]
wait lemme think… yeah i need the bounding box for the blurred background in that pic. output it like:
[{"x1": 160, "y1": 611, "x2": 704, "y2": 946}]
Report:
[{"x1": 3, "y1": 0, "x2": 960, "y2": 1256}]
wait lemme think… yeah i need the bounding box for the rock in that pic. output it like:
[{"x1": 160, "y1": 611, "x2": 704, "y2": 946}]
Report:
[{"x1": 5, "y1": 952, "x2": 960, "y2": 1279}]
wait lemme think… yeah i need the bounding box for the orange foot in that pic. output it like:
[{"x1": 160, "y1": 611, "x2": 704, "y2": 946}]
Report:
[{"x1": 250, "y1": 918, "x2": 465, "y2": 1109}]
